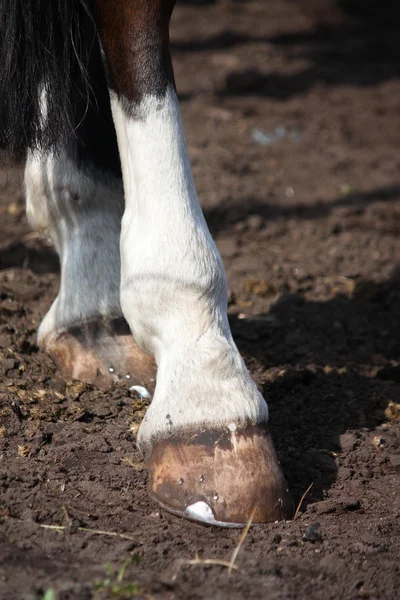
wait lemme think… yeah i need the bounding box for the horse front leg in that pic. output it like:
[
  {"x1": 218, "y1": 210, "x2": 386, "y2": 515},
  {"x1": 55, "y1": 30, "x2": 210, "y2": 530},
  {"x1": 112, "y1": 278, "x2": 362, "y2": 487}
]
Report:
[{"x1": 94, "y1": 0, "x2": 293, "y2": 526}]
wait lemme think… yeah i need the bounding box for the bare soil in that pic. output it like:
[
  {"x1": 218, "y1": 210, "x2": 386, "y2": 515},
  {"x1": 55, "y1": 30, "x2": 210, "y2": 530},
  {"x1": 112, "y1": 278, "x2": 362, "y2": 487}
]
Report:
[{"x1": 1, "y1": 1, "x2": 400, "y2": 598}]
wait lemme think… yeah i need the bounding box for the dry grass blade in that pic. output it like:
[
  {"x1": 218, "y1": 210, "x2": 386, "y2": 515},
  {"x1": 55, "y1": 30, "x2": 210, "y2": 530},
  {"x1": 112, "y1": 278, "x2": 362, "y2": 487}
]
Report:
[
  {"x1": 170, "y1": 554, "x2": 238, "y2": 582},
  {"x1": 39, "y1": 523, "x2": 137, "y2": 542},
  {"x1": 293, "y1": 482, "x2": 314, "y2": 520},
  {"x1": 78, "y1": 527, "x2": 137, "y2": 541},
  {"x1": 228, "y1": 507, "x2": 256, "y2": 576}
]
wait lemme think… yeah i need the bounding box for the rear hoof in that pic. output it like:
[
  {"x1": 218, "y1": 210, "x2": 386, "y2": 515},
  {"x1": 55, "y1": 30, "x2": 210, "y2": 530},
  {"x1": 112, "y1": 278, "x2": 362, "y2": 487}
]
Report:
[
  {"x1": 40, "y1": 317, "x2": 156, "y2": 391},
  {"x1": 147, "y1": 424, "x2": 294, "y2": 527}
]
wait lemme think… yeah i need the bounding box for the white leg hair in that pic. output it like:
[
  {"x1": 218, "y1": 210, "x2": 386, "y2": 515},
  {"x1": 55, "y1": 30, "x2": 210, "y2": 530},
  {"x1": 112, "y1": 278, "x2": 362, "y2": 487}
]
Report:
[
  {"x1": 25, "y1": 152, "x2": 124, "y2": 341},
  {"x1": 110, "y1": 86, "x2": 268, "y2": 449}
]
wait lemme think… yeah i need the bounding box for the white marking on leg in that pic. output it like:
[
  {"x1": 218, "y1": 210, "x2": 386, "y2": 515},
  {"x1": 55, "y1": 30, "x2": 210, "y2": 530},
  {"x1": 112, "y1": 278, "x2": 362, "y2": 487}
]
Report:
[
  {"x1": 25, "y1": 152, "x2": 124, "y2": 340},
  {"x1": 110, "y1": 86, "x2": 268, "y2": 448}
]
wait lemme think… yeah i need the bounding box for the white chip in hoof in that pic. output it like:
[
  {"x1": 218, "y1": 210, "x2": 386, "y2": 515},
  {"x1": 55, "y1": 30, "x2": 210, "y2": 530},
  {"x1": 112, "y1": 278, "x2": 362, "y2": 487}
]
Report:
[
  {"x1": 183, "y1": 501, "x2": 243, "y2": 528},
  {"x1": 130, "y1": 385, "x2": 152, "y2": 400}
]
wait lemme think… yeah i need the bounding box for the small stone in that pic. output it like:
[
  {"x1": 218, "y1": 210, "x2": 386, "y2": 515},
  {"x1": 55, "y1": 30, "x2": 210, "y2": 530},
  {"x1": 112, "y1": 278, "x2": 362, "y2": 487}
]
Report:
[
  {"x1": 302, "y1": 522, "x2": 322, "y2": 543},
  {"x1": 246, "y1": 214, "x2": 264, "y2": 231},
  {"x1": 285, "y1": 186, "x2": 295, "y2": 198}
]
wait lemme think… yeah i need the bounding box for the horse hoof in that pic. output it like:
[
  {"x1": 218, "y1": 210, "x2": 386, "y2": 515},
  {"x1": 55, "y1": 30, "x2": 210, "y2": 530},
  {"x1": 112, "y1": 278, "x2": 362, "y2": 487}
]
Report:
[
  {"x1": 147, "y1": 423, "x2": 294, "y2": 527},
  {"x1": 40, "y1": 317, "x2": 156, "y2": 391}
]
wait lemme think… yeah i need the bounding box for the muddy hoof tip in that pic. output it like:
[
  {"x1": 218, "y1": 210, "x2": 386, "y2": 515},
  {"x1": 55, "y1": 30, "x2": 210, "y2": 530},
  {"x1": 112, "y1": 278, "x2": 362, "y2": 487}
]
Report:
[
  {"x1": 40, "y1": 318, "x2": 156, "y2": 390},
  {"x1": 148, "y1": 424, "x2": 294, "y2": 527}
]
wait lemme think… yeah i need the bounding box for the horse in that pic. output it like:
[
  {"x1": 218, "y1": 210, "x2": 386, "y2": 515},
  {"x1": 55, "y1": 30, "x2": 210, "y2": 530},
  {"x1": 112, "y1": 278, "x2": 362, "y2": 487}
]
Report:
[{"x1": 0, "y1": 0, "x2": 293, "y2": 527}]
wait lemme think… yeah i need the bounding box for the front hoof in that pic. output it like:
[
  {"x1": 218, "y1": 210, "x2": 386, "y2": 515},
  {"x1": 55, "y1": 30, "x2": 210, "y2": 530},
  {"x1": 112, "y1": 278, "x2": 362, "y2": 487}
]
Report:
[
  {"x1": 147, "y1": 424, "x2": 294, "y2": 527},
  {"x1": 40, "y1": 317, "x2": 156, "y2": 391}
]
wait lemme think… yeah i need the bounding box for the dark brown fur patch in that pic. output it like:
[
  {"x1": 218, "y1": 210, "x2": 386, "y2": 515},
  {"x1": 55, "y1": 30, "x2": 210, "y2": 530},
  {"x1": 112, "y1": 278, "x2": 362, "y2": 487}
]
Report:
[{"x1": 94, "y1": 0, "x2": 176, "y2": 106}]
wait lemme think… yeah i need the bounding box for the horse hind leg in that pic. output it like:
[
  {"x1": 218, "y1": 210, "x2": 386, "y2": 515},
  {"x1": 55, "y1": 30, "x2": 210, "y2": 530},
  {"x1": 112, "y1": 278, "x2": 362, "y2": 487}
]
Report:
[{"x1": 24, "y1": 39, "x2": 155, "y2": 391}]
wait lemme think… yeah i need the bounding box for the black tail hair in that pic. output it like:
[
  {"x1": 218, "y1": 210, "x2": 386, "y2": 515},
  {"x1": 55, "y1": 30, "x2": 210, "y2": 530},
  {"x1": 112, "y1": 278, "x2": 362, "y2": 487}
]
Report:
[{"x1": 0, "y1": 0, "x2": 97, "y2": 158}]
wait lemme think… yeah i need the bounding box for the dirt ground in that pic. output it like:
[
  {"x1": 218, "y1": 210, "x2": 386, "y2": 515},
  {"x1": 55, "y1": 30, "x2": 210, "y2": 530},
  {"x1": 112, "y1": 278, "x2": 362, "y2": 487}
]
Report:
[{"x1": 1, "y1": 1, "x2": 400, "y2": 598}]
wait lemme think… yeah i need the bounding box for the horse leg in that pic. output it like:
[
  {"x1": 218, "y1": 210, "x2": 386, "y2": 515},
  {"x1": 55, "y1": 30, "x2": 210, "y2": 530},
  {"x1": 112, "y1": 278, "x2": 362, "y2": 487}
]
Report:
[
  {"x1": 94, "y1": 0, "x2": 293, "y2": 525},
  {"x1": 24, "y1": 36, "x2": 155, "y2": 391}
]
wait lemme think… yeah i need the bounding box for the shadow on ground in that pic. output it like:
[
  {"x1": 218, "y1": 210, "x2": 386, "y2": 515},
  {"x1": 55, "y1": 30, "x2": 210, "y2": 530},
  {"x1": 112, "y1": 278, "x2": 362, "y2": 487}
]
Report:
[
  {"x1": 229, "y1": 268, "x2": 400, "y2": 503},
  {"x1": 205, "y1": 185, "x2": 400, "y2": 236},
  {"x1": 173, "y1": 16, "x2": 400, "y2": 99},
  {"x1": 0, "y1": 241, "x2": 59, "y2": 274}
]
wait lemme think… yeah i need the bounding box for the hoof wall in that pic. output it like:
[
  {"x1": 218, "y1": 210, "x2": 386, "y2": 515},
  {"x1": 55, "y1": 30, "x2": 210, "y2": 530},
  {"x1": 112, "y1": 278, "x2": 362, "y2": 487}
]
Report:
[
  {"x1": 40, "y1": 318, "x2": 156, "y2": 391},
  {"x1": 148, "y1": 424, "x2": 294, "y2": 527}
]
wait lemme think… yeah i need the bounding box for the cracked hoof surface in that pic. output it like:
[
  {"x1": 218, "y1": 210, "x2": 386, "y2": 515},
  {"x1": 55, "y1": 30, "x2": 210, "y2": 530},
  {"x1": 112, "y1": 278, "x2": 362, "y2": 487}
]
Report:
[
  {"x1": 148, "y1": 424, "x2": 294, "y2": 527},
  {"x1": 40, "y1": 317, "x2": 156, "y2": 391}
]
